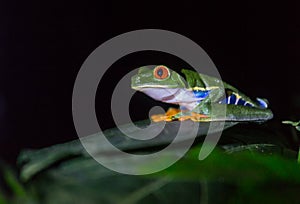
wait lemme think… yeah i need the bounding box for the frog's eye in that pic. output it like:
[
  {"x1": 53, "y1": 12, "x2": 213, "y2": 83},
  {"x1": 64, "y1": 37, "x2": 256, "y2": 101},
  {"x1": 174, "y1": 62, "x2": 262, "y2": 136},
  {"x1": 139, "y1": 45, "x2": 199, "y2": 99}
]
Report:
[{"x1": 153, "y1": 65, "x2": 170, "y2": 80}]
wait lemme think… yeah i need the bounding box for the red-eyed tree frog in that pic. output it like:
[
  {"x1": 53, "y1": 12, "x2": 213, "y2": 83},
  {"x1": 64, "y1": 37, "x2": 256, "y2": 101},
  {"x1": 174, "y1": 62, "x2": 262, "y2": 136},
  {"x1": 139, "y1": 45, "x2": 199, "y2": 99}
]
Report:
[{"x1": 131, "y1": 65, "x2": 273, "y2": 122}]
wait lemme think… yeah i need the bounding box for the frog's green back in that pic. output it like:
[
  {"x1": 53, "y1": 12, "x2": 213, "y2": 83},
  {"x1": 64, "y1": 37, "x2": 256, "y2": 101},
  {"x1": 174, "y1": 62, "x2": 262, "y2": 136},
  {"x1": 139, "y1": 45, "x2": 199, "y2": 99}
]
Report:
[
  {"x1": 181, "y1": 69, "x2": 263, "y2": 108},
  {"x1": 181, "y1": 69, "x2": 223, "y2": 89}
]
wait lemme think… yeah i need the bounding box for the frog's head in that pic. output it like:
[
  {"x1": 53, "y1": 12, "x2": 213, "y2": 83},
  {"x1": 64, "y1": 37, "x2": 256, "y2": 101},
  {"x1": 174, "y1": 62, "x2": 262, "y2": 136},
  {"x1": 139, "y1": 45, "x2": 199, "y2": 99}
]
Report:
[{"x1": 131, "y1": 65, "x2": 186, "y2": 90}]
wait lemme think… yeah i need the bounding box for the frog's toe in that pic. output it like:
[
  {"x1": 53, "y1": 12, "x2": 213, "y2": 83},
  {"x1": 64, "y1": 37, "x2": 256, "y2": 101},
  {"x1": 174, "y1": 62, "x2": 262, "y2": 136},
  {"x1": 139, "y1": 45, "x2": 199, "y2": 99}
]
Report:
[
  {"x1": 151, "y1": 114, "x2": 168, "y2": 122},
  {"x1": 151, "y1": 113, "x2": 177, "y2": 122},
  {"x1": 165, "y1": 108, "x2": 181, "y2": 116}
]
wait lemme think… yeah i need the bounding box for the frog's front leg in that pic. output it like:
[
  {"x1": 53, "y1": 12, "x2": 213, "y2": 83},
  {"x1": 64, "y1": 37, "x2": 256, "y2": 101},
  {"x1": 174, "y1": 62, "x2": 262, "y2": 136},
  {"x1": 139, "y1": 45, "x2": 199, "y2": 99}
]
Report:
[{"x1": 151, "y1": 107, "x2": 209, "y2": 122}]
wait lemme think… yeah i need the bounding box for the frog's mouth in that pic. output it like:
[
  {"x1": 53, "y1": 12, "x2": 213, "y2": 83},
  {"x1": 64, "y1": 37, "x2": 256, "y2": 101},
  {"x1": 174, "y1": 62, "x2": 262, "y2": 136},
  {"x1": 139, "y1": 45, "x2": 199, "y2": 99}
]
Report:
[{"x1": 131, "y1": 84, "x2": 180, "y2": 90}]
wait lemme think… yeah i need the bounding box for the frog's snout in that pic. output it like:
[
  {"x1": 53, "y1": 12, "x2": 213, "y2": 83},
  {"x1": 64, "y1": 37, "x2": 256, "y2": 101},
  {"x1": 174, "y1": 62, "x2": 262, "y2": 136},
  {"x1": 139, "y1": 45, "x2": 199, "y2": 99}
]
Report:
[{"x1": 131, "y1": 75, "x2": 141, "y2": 90}]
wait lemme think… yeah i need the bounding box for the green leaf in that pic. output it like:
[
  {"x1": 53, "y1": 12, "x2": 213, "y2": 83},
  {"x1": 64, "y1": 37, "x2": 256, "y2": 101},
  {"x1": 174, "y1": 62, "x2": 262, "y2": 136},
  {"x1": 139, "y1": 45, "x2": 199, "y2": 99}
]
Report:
[
  {"x1": 18, "y1": 144, "x2": 300, "y2": 204},
  {"x1": 17, "y1": 120, "x2": 300, "y2": 203}
]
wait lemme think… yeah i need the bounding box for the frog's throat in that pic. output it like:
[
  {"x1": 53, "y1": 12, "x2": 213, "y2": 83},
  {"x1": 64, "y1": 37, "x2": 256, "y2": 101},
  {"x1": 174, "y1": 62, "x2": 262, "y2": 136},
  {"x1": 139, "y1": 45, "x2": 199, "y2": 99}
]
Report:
[{"x1": 136, "y1": 87, "x2": 201, "y2": 110}]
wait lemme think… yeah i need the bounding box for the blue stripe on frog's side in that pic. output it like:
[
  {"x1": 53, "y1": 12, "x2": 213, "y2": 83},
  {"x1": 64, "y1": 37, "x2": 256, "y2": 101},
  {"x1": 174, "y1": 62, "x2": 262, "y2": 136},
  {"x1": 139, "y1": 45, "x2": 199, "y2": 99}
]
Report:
[
  {"x1": 219, "y1": 90, "x2": 268, "y2": 108},
  {"x1": 220, "y1": 93, "x2": 254, "y2": 107},
  {"x1": 192, "y1": 90, "x2": 211, "y2": 101},
  {"x1": 256, "y1": 98, "x2": 268, "y2": 108}
]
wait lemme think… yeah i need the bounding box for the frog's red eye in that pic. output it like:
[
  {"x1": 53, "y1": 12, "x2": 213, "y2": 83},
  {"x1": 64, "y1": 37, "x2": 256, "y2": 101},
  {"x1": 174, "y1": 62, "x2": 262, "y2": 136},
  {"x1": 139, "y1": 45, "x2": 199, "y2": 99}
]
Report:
[{"x1": 154, "y1": 66, "x2": 170, "y2": 80}]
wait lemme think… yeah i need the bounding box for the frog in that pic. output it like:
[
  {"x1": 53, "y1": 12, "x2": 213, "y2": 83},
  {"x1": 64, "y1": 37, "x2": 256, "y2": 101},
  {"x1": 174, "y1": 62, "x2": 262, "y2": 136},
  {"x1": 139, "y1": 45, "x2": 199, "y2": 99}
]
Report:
[{"x1": 131, "y1": 65, "x2": 273, "y2": 122}]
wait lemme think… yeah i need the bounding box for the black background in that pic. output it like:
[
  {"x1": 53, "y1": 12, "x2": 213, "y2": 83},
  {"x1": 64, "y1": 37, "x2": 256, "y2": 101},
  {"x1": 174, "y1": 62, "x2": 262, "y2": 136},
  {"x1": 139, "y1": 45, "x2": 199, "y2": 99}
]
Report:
[{"x1": 0, "y1": 1, "x2": 299, "y2": 163}]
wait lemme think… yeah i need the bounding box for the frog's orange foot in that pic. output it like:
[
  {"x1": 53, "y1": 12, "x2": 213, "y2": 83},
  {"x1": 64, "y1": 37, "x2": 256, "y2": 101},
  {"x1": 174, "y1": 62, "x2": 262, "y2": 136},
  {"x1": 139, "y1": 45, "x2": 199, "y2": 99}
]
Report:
[
  {"x1": 151, "y1": 108, "x2": 209, "y2": 122},
  {"x1": 151, "y1": 108, "x2": 181, "y2": 122}
]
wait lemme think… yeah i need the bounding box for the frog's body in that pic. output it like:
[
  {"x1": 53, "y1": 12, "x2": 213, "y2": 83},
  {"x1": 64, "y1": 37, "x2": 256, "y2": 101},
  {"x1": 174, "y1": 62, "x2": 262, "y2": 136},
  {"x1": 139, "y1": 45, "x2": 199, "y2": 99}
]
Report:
[{"x1": 131, "y1": 65, "x2": 273, "y2": 122}]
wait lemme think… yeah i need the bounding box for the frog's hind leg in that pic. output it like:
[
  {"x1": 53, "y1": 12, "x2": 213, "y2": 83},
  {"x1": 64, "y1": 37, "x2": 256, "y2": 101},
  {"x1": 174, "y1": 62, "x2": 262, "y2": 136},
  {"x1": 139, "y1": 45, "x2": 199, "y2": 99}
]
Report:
[
  {"x1": 173, "y1": 111, "x2": 209, "y2": 121},
  {"x1": 190, "y1": 112, "x2": 210, "y2": 122}
]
